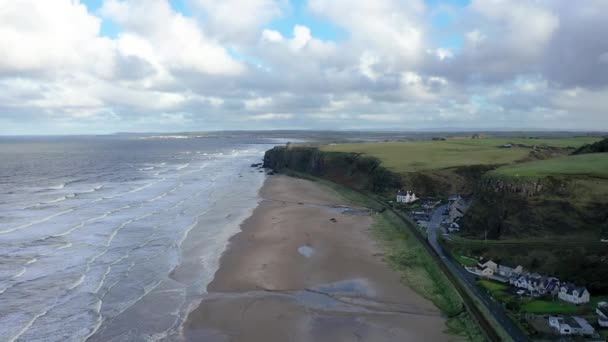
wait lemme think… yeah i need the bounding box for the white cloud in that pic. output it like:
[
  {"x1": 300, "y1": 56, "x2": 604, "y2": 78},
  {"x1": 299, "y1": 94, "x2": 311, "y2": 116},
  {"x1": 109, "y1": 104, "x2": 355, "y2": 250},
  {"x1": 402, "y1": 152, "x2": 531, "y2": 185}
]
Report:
[
  {"x1": 261, "y1": 29, "x2": 284, "y2": 43},
  {"x1": 102, "y1": 0, "x2": 244, "y2": 76},
  {"x1": 251, "y1": 113, "x2": 294, "y2": 120},
  {"x1": 308, "y1": 0, "x2": 425, "y2": 64},
  {"x1": 189, "y1": 0, "x2": 283, "y2": 42},
  {"x1": 431, "y1": 48, "x2": 454, "y2": 61},
  {"x1": 0, "y1": 0, "x2": 114, "y2": 75},
  {"x1": 0, "y1": 0, "x2": 607, "y2": 133},
  {"x1": 470, "y1": 0, "x2": 559, "y2": 59},
  {"x1": 244, "y1": 97, "x2": 273, "y2": 110},
  {"x1": 359, "y1": 51, "x2": 380, "y2": 80},
  {"x1": 289, "y1": 25, "x2": 312, "y2": 51},
  {"x1": 465, "y1": 30, "x2": 486, "y2": 47}
]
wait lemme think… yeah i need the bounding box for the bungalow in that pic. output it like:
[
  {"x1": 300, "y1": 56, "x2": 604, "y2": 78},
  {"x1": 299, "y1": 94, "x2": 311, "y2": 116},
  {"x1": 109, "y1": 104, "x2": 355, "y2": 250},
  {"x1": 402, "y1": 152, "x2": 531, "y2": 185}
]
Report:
[
  {"x1": 548, "y1": 316, "x2": 595, "y2": 336},
  {"x1": 597, "y1": 302, "x2": 608, "y2": 328},
  {"x1": 558, "y1": 284, "x2": 590, "y2": 305}
]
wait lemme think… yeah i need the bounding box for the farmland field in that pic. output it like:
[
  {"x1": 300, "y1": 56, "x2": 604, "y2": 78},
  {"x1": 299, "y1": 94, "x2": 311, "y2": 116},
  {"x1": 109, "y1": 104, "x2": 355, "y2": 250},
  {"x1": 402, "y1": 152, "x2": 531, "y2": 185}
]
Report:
[
  {"x1": 489, "y1": 152, "x2": 608, "y2": 179},
  {"x1": 320, "y1": 137, "x2": 600, "y2": 173}
]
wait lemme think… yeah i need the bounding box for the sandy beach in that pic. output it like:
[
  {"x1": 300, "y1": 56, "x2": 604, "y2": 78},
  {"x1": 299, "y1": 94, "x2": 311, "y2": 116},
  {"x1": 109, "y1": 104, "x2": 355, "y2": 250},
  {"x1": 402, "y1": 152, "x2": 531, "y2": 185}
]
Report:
[{"x1": 183, "y1": 175, "x2": 449, "y2": 341}]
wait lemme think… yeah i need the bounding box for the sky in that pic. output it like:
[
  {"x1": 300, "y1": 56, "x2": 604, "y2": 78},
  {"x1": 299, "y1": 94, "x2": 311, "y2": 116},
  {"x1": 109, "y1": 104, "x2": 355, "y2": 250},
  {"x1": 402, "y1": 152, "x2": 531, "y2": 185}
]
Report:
[{"x1": 1, "y1": 0, "x2": 607, "y2": 134}]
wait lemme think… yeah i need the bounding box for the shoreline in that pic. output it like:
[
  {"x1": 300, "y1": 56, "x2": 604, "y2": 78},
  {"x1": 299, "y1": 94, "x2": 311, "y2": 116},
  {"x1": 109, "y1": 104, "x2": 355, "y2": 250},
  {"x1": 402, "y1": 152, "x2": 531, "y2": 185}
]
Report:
[{"x1": 183, "y1": 175, "x2": 449, "y2": 341}]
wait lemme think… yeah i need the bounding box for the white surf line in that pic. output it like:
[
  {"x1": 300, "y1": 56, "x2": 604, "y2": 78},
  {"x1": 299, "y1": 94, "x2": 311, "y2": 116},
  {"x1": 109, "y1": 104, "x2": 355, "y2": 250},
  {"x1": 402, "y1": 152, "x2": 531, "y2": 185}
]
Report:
[
  {"x1": 12, "y1": 267, "x2": 26, "y2": 279},
  {"x1": 0, "y1": 209, "x2": 74, "y2": 234},
  {"x1": 13, "y1": 176, "x2": 168, "y2": 235},
  {"x1": 80, "y1": 300, "x2": 104, "y2": 342},
  {"x1": 95, "y1": 199, "x2": 191, "y2": 298},
  {"x1": 93, "y1": 254, "x2": 130, "y2": 294},
  {"x1": 53, "y1": 205, "x2": 131, "y2": 238},
  {"x1": 0, "y1": 242, "x2": 76, "y2": 296},
  {"x1": 68, "y1": 274, "x2": 85, "y2": 290},
  {"x1": 73, "y1": 211, "x2": 151, "y2": 293},
  {"x1": 32, "y1": 187, "x2": 181, "y2": 295},
  {"x1": 8, "y1": 310, "x2": 48, "y2": 342}
]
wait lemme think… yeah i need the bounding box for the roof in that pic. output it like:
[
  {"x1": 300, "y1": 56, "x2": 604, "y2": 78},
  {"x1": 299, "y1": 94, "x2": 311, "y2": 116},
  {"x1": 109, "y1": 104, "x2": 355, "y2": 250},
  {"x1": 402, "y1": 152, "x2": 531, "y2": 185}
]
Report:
[
  {"x1": 571, "y1": 317, "x2": 595, "y2": 333},
  {"x1": 562, "y1": 283, "x2": 588, "y2": 297},
  {"x1": 564, "y1": 317, "x2": 582, "y2": 329}
]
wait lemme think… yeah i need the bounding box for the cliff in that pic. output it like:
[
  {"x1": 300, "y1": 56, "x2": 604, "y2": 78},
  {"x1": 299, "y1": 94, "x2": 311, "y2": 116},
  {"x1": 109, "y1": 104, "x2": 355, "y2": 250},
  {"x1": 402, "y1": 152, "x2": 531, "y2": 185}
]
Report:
[
  {"x1": 263, "y1": 146, "x2": 401, "y2": 194},
  {"x1": 264, "y1": 145, "x2": 498, "y2": 197},
  {"x1": 461, "y1": 175, "x2": 608, "y2": 239}
]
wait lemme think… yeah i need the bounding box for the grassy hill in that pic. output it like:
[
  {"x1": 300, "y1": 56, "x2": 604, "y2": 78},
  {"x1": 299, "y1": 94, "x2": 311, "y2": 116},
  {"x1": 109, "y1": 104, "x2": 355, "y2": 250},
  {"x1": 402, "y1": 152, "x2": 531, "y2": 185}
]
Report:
[
  {"x1": 320, "y1": 137, "x2": 598, "y2": 174},
  {"x1": 489, "y1": 153, "x2": 608, "y2": 180}
]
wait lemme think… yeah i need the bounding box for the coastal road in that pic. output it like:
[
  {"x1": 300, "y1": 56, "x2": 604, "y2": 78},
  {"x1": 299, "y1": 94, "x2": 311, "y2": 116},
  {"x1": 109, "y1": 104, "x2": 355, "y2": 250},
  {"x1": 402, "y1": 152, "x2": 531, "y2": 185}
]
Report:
[{"x1": 426, "y1": 205, "x2": 529, "y2": 342}]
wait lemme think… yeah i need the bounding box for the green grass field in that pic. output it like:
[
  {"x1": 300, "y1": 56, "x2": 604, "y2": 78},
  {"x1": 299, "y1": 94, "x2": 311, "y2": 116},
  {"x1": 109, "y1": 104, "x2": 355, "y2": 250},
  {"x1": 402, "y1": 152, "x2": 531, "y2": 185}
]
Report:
[
  {"x1": 320, "y1": 137, "x2": 599, "y2": 173},
  {"x1": 456, "y1": 255, "x2": 479, "y2": 267},
  {"x1": 520, "y1": 300, "x2": 582, "y2": 315},
  {"x1": 512, "y1": 295, "x2": 608, "y2": 315},
  {"x1": 477, "y1": 280, "x2": 508, "y2": 293},
  {"x1": 490, "y1": 152, "x2": 608, "y2": 179}
]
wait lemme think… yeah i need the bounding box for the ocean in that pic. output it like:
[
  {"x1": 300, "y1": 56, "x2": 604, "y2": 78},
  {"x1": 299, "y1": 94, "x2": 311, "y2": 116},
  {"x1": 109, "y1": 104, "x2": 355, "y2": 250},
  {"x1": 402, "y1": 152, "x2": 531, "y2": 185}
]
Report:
[{"x1": 0, "y1": 135, "x2": 277, "y2": 341}]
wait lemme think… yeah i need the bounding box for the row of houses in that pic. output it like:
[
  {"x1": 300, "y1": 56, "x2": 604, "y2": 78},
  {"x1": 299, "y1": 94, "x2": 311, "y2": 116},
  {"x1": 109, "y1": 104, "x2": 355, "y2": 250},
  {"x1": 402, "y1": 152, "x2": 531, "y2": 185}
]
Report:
[{"x1": 471, "y1": 260, "x2": 590, "y2": 304}]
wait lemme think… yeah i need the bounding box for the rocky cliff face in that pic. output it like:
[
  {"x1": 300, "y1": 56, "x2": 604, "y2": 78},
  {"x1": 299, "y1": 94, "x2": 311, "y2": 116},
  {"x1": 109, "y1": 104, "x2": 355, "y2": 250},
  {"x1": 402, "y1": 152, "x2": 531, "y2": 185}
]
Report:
[{"x1": 263, "y1": 146, "x2": 401, "y2": 194}]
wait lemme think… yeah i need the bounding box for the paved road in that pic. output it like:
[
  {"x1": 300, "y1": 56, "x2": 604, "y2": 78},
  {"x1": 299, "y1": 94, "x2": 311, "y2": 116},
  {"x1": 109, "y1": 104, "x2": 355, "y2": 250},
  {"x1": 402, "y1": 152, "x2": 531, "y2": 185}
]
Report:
[{"x1": 426, "y1": 205, "x2": 529, "y2": 342}]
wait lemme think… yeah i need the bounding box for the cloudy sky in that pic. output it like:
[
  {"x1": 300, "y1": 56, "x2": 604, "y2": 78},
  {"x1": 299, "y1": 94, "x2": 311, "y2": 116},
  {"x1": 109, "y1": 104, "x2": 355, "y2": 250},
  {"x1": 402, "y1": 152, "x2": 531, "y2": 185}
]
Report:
[{"x1": 1, "y1": 0, "x2": 607, "y2": 134}]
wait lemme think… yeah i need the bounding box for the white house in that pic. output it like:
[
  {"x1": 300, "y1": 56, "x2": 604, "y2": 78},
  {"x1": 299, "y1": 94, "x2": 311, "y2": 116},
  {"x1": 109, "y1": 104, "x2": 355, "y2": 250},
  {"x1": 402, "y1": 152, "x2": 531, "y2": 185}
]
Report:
[
  {"x1": 396, "y1": 190, "x2": 417, "y2": 203},
  {"x1": 558, "y1": 284, "x2": 590, "y2": 305},
  {"x1": 548, "y1": 316, "x2": 595, "y2": 336},
  {"x1": 498, "y1": 264, "x2": 523, "y2": 278},
  {"x1": 475, "y1": 260, "x2": 498, "y2": 277},
  {"x1": 597, "y1": 302, "x2": 608, "y2": 328}
]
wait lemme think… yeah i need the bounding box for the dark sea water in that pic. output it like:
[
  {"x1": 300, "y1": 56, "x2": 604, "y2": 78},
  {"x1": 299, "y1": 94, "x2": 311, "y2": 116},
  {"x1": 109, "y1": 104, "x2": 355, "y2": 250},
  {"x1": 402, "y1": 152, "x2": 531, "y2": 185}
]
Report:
[{"x1": 0, "y1": 135, "x2": 276, "y2": 341}]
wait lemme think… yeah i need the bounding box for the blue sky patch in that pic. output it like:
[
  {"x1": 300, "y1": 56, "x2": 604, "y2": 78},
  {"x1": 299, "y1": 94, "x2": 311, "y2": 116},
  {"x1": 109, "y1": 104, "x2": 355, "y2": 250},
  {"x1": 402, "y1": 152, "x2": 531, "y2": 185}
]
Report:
[{"x1": 268, "y1": 0, "x2": 346, "y2": 42}]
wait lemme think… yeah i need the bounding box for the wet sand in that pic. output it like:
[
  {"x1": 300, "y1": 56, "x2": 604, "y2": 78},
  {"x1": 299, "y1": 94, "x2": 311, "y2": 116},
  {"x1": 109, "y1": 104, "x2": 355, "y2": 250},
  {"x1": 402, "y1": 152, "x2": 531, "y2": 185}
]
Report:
[{"x1": 183, "y1": 175, "x2": 450, "y2": 341}]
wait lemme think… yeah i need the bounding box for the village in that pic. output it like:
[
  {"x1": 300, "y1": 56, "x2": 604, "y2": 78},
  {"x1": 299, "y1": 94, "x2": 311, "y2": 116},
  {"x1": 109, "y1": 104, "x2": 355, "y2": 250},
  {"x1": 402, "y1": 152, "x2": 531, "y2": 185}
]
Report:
[{"x1": 391, "y1": 189, "x2": 608, "y2": 341}]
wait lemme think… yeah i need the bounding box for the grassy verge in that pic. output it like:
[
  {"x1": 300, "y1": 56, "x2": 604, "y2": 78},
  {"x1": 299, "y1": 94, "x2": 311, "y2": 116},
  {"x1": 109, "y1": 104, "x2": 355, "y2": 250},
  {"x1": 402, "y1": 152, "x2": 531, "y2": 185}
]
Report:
[
  {"x1": 372, "y1": 209, "x2": 485, "y2": 341},
  {"x1": 456, "y1": 255, "x2": 479, "y2": 267},
  {"x1": 477, "y1": 280, "x2": 508, "y2": 293}
]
